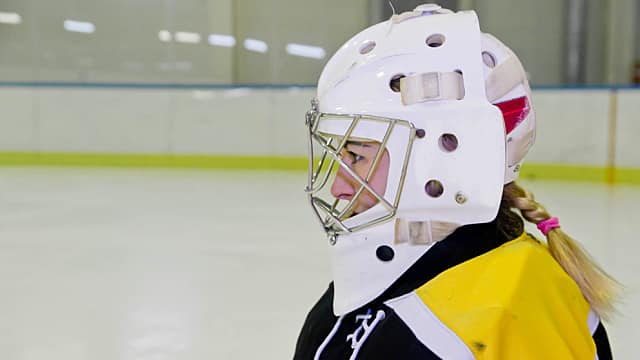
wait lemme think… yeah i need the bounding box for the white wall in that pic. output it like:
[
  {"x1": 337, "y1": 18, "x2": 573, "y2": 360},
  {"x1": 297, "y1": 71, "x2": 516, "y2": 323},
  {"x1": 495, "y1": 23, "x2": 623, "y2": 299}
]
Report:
[
  {"x1": 616, "y1": 90, "x2": 640, "y2": 168},
  {"x1": 0, "y1": 86, "x2": 638, "y2": 169},
  {"x1": 527, "y1": 90, "x2": 611, "y2": 166},
  {"x1": 0, "y1": 86, "x2": 311, "y2": 157}
]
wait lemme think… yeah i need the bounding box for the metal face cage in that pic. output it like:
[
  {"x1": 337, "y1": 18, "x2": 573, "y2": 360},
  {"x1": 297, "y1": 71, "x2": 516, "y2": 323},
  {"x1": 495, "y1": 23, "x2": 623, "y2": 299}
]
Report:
[{"x1": 304, "y1": 99, "x2": 416, "y2": 238}]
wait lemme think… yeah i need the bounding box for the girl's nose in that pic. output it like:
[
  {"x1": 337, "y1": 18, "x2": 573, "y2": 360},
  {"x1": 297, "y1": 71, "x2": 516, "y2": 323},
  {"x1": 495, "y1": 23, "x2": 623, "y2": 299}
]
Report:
[{"x1": 331, "y1": 166, "x2": 356, "y2": 200}]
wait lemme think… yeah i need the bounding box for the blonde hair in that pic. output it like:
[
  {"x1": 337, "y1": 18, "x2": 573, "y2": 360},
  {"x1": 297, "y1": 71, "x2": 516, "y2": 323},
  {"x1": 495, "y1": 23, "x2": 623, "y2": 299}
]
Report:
[{"x1": 502, "y1": 182, "x2": 620, "y2": 320}]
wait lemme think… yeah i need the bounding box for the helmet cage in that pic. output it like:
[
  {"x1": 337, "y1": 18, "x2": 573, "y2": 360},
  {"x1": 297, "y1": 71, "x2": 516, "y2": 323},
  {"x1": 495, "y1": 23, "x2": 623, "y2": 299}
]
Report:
[{"x1": 305, "y1": 100, "x2": 416, "y2": 236}]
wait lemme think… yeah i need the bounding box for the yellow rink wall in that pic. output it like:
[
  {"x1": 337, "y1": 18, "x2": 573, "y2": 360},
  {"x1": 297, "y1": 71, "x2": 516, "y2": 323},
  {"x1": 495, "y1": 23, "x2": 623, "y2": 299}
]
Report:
[
  {"x1": 1, "y1": 152, "x2": 639, "y2": 185},
  {"x1": 0, "y1": 84, "x2": 638, "y2": 185}
]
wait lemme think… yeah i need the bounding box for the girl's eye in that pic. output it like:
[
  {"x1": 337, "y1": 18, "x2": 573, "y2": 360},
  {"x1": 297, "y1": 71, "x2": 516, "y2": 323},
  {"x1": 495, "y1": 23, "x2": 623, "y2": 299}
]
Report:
[{"x1": 347, "y1": 151, "x2": 365, "y2": 163}]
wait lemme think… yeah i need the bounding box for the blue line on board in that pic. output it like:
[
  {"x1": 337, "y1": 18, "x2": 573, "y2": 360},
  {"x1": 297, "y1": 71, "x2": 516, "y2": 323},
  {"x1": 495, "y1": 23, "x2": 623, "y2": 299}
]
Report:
[
  {"x1": 534, "y1": 84, "x2": 640, "y2": 91},
  {"x1": 0, "y1": 81, "x2": 315, "y2": 90},
  {"x1": 0, "y1": 81, "x2": 638, "y2": 91}
]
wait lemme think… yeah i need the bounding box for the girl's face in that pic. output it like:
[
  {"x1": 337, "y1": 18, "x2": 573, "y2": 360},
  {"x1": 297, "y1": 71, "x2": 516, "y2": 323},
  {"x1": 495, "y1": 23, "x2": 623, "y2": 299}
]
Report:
[{"x1": 330, "y1": 141, "x2": 390, "y2": 217}]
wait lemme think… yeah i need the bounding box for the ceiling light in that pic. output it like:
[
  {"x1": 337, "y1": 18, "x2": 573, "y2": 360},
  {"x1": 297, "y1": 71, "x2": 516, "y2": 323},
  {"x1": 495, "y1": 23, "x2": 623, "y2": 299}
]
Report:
[
  {"x1": 244, "y1": 38, "x2": 268, "y2": 53},
  {"x1": 64, "y1": 20, "x2": 95, "y2": 34},
  {"x1": 0, "y1": 12, "x2": 21, "y2": 25},
  {"x1": 286, "y1": 43, "x2": 326, "y2": 59},
  {"x1": 175, "y1": 32, "x2": 201, "y2": 44},
  {"x1": 158, "y1": 30, "x2": 172, "y2": 42},
  {"x1": 208, "y1": 34, "x2": 235, "y2": 47}
]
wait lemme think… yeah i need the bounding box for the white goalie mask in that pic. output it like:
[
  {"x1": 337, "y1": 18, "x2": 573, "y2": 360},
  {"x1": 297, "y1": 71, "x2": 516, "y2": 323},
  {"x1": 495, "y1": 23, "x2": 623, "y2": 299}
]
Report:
[{"x1": 305, "y1": 4, "x2": 535, "y2": 315}]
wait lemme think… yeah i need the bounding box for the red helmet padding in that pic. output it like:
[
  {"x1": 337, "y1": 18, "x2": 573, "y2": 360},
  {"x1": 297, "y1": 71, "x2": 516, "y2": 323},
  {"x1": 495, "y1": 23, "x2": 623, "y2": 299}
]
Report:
[{"x1": 494, "y1": 96, "x2": 530, "y2": 135}]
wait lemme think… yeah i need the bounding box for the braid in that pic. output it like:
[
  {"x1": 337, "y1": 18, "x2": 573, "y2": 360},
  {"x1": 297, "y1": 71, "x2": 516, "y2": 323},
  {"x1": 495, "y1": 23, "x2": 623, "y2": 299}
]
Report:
[
  {"x1": 495, "y1": 197, "x2": 525, "y2": 241},
  {"x1": 503, "y1": 182, "x2": 619, "y2": 320},
  {"x1": 504, "y1": 184, "x2": 551, "y2": 223}
]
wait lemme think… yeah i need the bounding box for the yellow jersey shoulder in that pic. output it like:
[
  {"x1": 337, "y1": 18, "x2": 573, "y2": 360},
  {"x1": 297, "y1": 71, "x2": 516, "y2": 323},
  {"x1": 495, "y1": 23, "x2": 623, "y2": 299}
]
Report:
[{"x1": 415, "y1": 233, "x2": 596, "y2": 359}]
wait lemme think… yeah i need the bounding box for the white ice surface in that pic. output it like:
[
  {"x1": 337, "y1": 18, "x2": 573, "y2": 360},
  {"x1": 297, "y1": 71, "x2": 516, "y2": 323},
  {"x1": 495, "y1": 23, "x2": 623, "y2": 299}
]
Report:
[{"x1": 0, "y1": 167, "x2": 636, "y2": 359}]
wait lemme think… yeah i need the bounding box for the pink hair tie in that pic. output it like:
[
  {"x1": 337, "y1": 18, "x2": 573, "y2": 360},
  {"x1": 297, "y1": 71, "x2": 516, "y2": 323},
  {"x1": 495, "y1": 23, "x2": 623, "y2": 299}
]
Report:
[{"x1": 537, "y1": 217, "x2": 560, "y2": 236}]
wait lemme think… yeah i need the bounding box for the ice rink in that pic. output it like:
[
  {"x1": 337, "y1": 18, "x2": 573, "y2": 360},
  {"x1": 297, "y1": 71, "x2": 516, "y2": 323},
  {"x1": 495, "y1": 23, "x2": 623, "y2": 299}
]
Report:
[{"x1": 0, "y1": 167, "x2": 637, "y2": 359}]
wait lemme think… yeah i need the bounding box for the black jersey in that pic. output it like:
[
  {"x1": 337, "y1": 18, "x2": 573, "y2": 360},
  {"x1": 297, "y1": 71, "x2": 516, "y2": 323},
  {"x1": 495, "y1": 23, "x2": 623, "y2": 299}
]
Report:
[{"x1": 294, "y1": 224, "x2": 612, "y2": 360}]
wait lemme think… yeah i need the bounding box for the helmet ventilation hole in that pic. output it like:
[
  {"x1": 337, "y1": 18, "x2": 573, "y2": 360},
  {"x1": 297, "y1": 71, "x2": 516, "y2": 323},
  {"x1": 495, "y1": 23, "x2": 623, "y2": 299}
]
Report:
[
  {"x1": 376, "y1": 245, "x2": 395, "y2": 262},
  {"x1": 425, "y1": 180, "x2": 444, "y2": 198},
  {"x1": 439, "y1": 133, "x2": 459, "y2": 152},
  {"x1": 482, "y1": 51, "x2": 497, "y2": 68},
  {"x1": 389, "y1": 74, "x2": 405, "y2": 92},
  {"x1": 359, "y1": 40, "x2": 376, "y2": 54},
  {"x1": 426, "y1": 34, "x2": 445, "y2": 48}
]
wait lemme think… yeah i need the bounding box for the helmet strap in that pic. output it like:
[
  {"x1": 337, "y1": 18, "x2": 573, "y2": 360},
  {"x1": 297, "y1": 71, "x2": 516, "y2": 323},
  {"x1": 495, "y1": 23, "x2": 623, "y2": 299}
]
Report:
[{"x1": 394, "y1": 218, "x2": 458, "y2": 245}]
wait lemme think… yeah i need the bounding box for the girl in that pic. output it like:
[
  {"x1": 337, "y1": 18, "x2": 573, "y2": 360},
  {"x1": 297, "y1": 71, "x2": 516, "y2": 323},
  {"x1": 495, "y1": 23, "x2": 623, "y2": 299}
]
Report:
[{"x1": 295, "y1": 4, "x2": 618, "y2": 359}]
